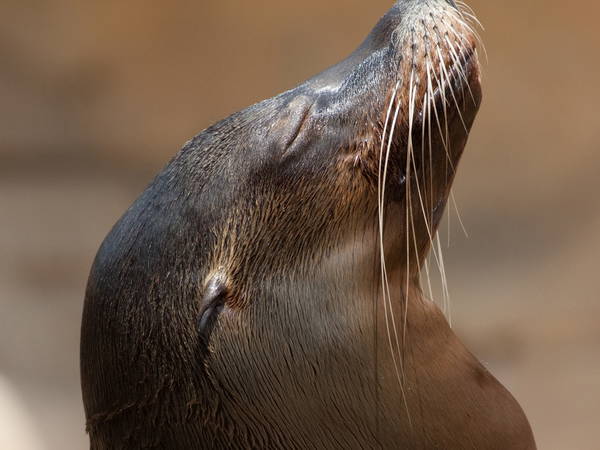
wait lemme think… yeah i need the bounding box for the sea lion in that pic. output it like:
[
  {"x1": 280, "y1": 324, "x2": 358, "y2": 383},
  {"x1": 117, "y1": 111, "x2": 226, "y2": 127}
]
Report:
[{"x1": 80, "y1": 0, "x2": 536, "y2": 448}]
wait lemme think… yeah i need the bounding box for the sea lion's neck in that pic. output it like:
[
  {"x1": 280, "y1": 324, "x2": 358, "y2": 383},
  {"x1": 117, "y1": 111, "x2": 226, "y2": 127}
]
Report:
[
  {"x1": 258, "y1": 216, "x2": 432, "y2": 349},
  {"x1": 236, "y1": 258, "x2": 534, "y2": 448}
]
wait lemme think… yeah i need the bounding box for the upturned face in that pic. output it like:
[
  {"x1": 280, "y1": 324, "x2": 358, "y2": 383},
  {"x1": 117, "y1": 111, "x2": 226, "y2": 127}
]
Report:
[
  {"x1": 81, "y1": 1, "x2": 485, "y2": 446},
  {"x1": 210, "y1": 0, "x2": 483, "y2": 284}
]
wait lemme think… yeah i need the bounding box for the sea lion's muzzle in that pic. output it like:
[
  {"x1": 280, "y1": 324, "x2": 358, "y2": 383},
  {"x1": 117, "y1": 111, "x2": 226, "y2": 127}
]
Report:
[{"x1": 275, "y1": 0, "x2": 483, "y2": 189}]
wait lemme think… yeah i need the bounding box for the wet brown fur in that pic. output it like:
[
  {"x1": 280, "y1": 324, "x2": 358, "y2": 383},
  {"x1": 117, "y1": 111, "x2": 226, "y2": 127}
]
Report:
[{"x1": 81, "y1": 1, "x2": 536, "y2": 448}]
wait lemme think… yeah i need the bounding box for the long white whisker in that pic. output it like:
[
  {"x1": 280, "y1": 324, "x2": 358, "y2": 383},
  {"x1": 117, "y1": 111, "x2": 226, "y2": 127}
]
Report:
[
  {"x1": 435, "y1": 232, "x2": 451, "y2": 324},
  {"x1": 377, "y1": 82, "x2": 406, "y2": 396},
  {"x1": 450, "y1": 190, "x2": 469, "y2": 238},
  {"x1": 436, "y1": 46, "x2": 468, "y2": 134},
  {"x1": 444, "y1": 29, "x2": 478, "y2": 105},
  {"x1": 444, "y1": 35, "x2": 473, "y2": 103},
  {"x1": 383, "y1": 79, "x2": 413, "y2": 423}
]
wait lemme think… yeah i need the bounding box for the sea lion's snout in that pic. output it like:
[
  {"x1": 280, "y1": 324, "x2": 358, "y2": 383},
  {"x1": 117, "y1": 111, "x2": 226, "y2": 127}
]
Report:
[
  {"x1": 259, "y1": 0, "x2": 482, "y2": 201},
  {"x1": 296, "y1": 0, "x2": 483, "y2": 208},
  {"x1": 376, "y1": 0, "x2": 483, "y2": 138}
]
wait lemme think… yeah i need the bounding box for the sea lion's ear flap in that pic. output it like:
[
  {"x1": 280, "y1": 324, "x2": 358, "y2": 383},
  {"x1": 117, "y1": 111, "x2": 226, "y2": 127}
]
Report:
[{"x1": 198, "y1": 275, "x2": 229, "y2": 348}]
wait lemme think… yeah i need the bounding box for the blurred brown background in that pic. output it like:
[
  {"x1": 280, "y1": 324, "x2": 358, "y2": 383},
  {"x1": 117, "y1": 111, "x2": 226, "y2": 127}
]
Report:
[{"x1": 0, "y1": 1, "x2": 598, "y2": 449}]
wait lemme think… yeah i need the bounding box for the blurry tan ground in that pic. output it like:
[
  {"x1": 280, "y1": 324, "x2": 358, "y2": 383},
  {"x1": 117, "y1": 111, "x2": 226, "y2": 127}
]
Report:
[{"x1": 0, "y1": 1, "x2": 598, "y2": 449}]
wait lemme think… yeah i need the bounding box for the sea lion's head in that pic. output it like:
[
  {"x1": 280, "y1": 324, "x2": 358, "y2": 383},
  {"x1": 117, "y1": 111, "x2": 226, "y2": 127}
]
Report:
[
  {"x1": 206, "y1": 0, "x2": 482, "y2": 277},
  {"x1": 197, "y1": 0, "x2": 482, "y2": 313},
  {"x1": 82, "y1": 0, "x2": 485, "y2": 447}
]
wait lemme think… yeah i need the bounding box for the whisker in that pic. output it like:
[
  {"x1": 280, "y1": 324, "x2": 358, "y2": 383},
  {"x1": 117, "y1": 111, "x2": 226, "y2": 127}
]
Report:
[
  {"x1": 450, "y1": 190, "x2": 469, "y2": 238},
  {"x1": 443, "y1": 35, "x2": 471, "y2": 100},
  {"x1": 378, "y1": 82, "x2": 404, "y2": 385},
  {"x1": 386, "y1": 83, "x2": 413, "y2": 422},
  {"x1": 450, "y1": 11, "x2": 487, "y2": 62},
  {"x1": 444, "y1": 29, "x2": 478, "y2": 105},
  {"x1": 435, "y1": 232, "x2": 452, "y2": 324},
  {"x1": 455, "y1": 1, "x2": 485, "y2": 31},
  {"x1": 403, "y1": 78, "x2": 417, "y2": 404},
  {"x1": 423, "y1": 258, "x2": 434, "y2": 302},
  {"x1": 436, "y1": 46, "x2": 469, "y2": 134},
  {"x1": 425, "y1": 56, "x2": 454, "y2": 174}
]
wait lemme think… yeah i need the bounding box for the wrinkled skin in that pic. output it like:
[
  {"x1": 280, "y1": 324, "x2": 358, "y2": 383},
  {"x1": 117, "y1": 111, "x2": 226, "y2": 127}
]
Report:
[{"x1": 81, "y1": 1, "x2": 536, "y2": 448}]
